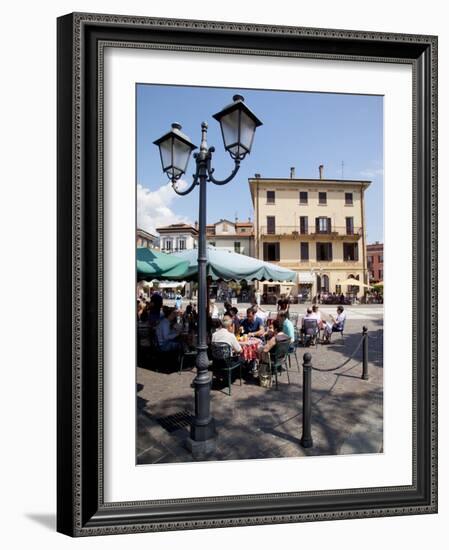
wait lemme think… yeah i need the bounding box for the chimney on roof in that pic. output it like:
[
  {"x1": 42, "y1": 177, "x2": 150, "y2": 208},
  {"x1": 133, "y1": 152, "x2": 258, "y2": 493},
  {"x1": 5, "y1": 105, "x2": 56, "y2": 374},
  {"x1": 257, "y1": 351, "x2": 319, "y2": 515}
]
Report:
[
  {"x1": 254, "y1": 173, "x2": 261, "y2": 178},
  {"x1": 319, "y1": 164, "x2": 324, "y2": 179},
  {"x1": 290, "y1": 166, "x2": 296, "y2": 179}
]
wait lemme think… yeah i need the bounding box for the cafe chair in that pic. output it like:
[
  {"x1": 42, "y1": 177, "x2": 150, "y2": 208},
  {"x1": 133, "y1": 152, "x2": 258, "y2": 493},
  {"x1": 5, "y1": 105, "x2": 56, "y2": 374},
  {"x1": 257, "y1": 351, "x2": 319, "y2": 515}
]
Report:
[
  {"x1": 302, "y1": 318, "x2": 319, "y2": 348},
  {"x1": 267, "y1": 340, "x2": 291, "y2": 390},
  {"x1": 287, "y1": 328, "x2": 301, "y2": 373},
  {"x1": 211, "y1": 342, "x2": 243, "y2": 396}
]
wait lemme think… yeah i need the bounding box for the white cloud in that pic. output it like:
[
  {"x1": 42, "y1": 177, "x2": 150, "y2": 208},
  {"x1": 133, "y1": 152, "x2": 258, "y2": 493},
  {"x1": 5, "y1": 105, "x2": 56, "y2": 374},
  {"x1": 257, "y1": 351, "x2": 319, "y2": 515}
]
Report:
[
  {"x1": 359, "y1": 167, "x2": 384, "y2": 179},
  {"x1": 137, "y1": 181, "x2": 193, "y2": 235}
]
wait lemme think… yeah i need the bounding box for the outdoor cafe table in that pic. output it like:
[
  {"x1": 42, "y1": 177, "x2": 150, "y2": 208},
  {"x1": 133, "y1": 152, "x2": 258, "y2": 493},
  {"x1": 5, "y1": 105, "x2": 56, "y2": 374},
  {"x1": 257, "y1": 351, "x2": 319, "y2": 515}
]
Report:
[{"x1": 239, "y1": 337, "x2": 263, "y2": 362}]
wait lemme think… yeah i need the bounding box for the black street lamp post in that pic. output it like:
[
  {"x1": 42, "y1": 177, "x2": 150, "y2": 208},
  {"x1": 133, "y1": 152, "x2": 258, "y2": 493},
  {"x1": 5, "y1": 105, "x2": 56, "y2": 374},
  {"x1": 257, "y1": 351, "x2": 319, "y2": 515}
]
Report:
[{"x1": 154, "y1": 95, "x2": 262, "y2": 457}]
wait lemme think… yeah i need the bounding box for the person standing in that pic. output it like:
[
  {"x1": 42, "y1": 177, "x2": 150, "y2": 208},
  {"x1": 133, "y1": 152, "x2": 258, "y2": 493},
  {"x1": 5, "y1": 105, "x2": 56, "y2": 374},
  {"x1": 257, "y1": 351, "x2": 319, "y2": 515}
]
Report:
[
  {"x1": 174, "y1": 289, "x2": 183, "y2": 311},
  {"x1": 255, "y1": 288, "x2": 261, "y2": 307}
]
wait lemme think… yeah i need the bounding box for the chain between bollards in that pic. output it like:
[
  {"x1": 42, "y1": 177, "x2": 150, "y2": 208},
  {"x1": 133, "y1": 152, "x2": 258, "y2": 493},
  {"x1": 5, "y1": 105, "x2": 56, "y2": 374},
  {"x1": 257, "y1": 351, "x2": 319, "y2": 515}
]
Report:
[
  {"x1": 362, "y1": 326, "x2": 369, "y2": 380},
  {"x1": 300, "y1": 352, "x2": 314, "y2": 448}
]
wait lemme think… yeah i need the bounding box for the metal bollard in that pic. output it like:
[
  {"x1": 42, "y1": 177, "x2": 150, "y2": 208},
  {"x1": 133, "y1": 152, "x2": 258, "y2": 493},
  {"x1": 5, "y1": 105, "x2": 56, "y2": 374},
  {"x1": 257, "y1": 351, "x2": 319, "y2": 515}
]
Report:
[
  {"x1": 361, "y1": 326, "x2": 369, "y2": 380},
  {"x1": 300, "y1": 352, "x2": 314, "y2": 448}
]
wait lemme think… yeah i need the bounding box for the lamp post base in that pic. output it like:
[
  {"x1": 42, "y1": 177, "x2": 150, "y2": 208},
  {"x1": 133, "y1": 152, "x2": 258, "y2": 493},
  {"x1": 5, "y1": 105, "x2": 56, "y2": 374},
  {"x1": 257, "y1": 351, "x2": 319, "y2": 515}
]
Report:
[
  {"x1": 300, "y1": 436, "x2": 314, "y2": 449},
  {"x1": 185, "y1": 431, "x2": 217, "y2": 460}
]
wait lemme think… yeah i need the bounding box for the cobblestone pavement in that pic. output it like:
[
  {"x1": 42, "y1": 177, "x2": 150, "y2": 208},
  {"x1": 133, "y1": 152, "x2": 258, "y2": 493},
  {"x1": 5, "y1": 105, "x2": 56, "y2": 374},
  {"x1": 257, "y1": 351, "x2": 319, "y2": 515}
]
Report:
[{"x1": 137, "y1": 311, "x2": 383, "y2": 464}]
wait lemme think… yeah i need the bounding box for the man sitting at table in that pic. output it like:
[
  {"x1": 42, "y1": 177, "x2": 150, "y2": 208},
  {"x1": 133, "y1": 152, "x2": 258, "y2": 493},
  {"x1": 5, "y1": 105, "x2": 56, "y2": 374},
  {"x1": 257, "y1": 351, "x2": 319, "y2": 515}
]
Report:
[
  {"x1": 240, "y1": 307, "x2": 265, "y2": 339},
  {"x1": 223, "y1": 311, "x2": 240, "y2": 336},
  {"x1": 155, "y1": 307, "x2": 182, "y2": 352},
  {"x1": 212, "y1": 318, "x2": 242, "y2": 354},
  {"x1": 277, "y1": 311, "x2": 294, "y2": 342}
]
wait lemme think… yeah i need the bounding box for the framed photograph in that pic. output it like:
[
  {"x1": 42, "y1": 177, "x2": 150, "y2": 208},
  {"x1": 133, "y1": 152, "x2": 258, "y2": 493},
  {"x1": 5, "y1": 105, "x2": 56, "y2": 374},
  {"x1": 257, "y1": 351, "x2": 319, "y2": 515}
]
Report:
[{"x1": 57, "y1": 12, "x2": 437, "y2": 536}]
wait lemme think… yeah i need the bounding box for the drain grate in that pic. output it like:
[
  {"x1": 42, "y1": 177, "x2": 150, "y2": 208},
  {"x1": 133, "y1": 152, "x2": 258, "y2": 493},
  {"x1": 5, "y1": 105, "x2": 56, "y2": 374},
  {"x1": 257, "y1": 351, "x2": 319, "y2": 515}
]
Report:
[{"x1": 155, "y1": 410, "x2": 194, "y2": 433}]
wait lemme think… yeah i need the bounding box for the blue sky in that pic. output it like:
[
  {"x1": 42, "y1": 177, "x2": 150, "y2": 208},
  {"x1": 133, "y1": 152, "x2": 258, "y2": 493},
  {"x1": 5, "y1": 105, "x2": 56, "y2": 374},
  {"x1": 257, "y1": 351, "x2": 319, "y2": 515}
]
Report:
[{"x1": 137, "y1": 84, "x2": 383, "y2": 243}]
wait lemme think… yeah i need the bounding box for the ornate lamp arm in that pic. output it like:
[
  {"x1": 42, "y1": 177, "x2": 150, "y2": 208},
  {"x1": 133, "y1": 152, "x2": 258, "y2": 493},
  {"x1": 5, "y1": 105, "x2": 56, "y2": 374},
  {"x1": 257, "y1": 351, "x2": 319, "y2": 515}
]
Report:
[
  {"x1": 171, "y1": 163, "x2": 200, "y2": 196},
  {"x1": 206, "y1": 148, "x2": 241, "y2": 186}
]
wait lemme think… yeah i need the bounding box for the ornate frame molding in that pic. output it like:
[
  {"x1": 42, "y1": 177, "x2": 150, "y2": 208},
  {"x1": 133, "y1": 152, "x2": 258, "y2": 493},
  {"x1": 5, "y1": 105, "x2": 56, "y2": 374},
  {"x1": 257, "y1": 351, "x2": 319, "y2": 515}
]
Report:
[{"x1": 57, "y1": 12, "x2": 437, "y2": 536}]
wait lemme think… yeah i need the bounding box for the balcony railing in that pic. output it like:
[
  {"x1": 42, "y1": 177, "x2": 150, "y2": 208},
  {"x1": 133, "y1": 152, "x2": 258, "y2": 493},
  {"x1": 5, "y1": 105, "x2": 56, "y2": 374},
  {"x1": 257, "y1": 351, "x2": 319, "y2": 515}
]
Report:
[{"x1": 259, "y1": 226, "x2": 363, "y2": 238}]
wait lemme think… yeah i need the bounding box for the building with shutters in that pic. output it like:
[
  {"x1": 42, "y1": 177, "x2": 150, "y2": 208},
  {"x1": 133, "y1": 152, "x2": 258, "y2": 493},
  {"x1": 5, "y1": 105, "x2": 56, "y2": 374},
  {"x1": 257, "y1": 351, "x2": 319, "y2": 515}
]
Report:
[
  {"x1": 156, "y1": 223, "x2": 198, "y2": 253},
  {"x1": 249, "y1": 168, "x2": 371, "y2": 300},
  {"x1": 206, "y1": 218, "x2": 255, "y2": 256},
  {"x1": 367, "y1": 241, "x2": 384, "y2": 283}
]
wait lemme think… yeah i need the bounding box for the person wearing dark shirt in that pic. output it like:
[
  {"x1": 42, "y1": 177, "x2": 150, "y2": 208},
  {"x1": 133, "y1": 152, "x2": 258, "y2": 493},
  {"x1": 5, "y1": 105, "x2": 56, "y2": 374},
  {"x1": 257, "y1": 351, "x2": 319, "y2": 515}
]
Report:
[{"x1": 240, "y1": 308, "x2": 265, "y2": 338}]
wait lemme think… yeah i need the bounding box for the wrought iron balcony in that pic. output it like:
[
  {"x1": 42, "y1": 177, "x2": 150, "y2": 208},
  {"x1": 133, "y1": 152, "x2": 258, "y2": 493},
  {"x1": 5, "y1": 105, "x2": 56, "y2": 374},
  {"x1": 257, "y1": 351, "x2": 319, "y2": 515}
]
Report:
[{"x1": 259, "y1": 226, "x2": 363, "y2": 239}]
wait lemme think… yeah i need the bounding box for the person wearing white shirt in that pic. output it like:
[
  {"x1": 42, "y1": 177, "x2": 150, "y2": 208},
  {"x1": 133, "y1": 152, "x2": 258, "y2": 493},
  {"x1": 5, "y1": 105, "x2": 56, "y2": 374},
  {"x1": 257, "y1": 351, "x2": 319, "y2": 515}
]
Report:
[
  {"x1": 323, "y1": 306, "x2": 346, "y2": 342},
  {"x1": 212, "y1": 318, "x2": 242, "y2": 354},
  {"x1": 311, "y1": 304, "x2": 324, "y2": 329},
  {"x1": 253, "y1": 304, "x2": 268, "y2": 324}
]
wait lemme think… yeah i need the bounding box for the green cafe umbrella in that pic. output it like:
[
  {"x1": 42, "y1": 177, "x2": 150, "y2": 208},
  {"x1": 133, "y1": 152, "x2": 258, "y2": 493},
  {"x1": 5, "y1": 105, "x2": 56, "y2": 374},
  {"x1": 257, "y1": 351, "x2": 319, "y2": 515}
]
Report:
[
  {"x1": 172, "y1": 246, "x2": 296, "y2": 282},
  {"x1": 137, "y1": 247, "x2": 190, "y2": 280}
]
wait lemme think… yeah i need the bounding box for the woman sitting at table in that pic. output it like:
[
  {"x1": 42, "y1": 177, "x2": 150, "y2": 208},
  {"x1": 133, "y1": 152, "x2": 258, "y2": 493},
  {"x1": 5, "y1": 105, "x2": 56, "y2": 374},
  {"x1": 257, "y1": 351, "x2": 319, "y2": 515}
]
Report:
[
  {"x1": 260, "y1": 319, "x2": 291, "y2": 357},
  {"x1": 240, "y1": 307, "x2": 265, "y2": 339}
]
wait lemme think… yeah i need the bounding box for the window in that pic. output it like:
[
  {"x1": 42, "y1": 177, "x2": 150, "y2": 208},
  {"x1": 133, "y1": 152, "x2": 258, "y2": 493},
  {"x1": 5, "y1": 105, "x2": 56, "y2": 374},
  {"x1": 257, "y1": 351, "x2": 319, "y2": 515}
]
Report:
[
  {"x1": 234, "y1": 241, "x2": 241, "y2": 253},
  {"x1": 300, "y1": 242, "x2": 309, "y2": 261},
  {"x1": 346, "y1": 217, "x2": 354, "y2": 235},
  {"x1": 164, "y1": 239, "x2": 172, "y2": 251},
  {"x1": 178, "y1": 239, "x2": 186, "y2": 250},
  {"x1": 315, "y1": 217, "x2": 331, "y2": 234},
  {"x1": 266, "y1": 190, "x2": 275, "y2": 204},
  {"x1": 266, "y1": 216, "x2": 276, "y2": 235},
  {"x1": 299, "y1": 216, "x2": 308, "y2": 234},
  {"x1": 263, "y1": 242, "x2": 280, "y2": 262},
  {"x1": 379, "y1": 269, "x2": 383, "y2": 279},
  {"x1": 299, "y1": 191, "x2": 308, "y2": 204},
  {"x1": 343, "y1": 243, "x2": 359, "y2": 261},
  {"x1": 319, "y1": 191, "x2": 327, "y2": 204},
  {"x1": 379, "y1": 255, "x2": 384, "y2": 263},
  {"x1": 316, "y1": 242, "x2": 333, "y2": 261},
  {"x1": 345, "y1": 192, "x2": 353, "y2": 205},
  {"x1": 367, "y1": 255, "x2": 373, "y2": 267},
  {"x1": 322, "y1": 274, "x2": 330, "y2": 292}
]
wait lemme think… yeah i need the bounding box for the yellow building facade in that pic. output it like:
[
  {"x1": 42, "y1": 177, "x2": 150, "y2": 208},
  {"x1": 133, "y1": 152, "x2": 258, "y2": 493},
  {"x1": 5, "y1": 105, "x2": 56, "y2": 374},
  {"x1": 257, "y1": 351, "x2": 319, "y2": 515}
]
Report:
[{"x1": 249, "y1": 175, "x2": 371, "y2": 300}]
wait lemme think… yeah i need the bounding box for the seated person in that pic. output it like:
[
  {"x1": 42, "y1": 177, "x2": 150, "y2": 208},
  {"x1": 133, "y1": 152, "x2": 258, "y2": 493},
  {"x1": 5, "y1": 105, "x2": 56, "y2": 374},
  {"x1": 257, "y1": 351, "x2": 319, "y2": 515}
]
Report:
[
  {"x1": 277, "y1": 311, "x2": 294, "y2": 342},
  {"x1": 211, "y1": 318, "x2": 242, "y2": 354},
  {"x1": 240, "y1": 307, "x2": 265, "y2": 339},
  {"x1": 301, "y1": 307, "x2": 315, "y2": 328},
  {"x1": 223, "y1": 311, "x2": 240, "y2": 336},
  {"x1": 259, "y1": 319, "x2": 291, "y2": 360},
  {"x1": 323, "y1": 306, "x2": 346, "y2": 342},
  {"x1": 311, "y1": 304, "x2": 324, "y2": 329},
  {"x1": 155, "y1": 307, "x2": 182, "y2": 352}
]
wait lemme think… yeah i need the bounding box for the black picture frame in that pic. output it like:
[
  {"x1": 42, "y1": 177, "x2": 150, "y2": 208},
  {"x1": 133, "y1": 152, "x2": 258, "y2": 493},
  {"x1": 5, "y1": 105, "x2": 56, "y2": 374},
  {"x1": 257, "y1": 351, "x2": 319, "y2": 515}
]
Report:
[{"x1": 57, "y1": 12, "x2": 438, "y2": 536}]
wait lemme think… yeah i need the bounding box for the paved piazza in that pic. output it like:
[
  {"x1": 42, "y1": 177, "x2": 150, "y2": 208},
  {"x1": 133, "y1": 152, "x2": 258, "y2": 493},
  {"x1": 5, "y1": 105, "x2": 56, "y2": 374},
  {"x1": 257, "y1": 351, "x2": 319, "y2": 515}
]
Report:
[{"x1": 137, "y1": 304, "x2": 383, "y2": 464}]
